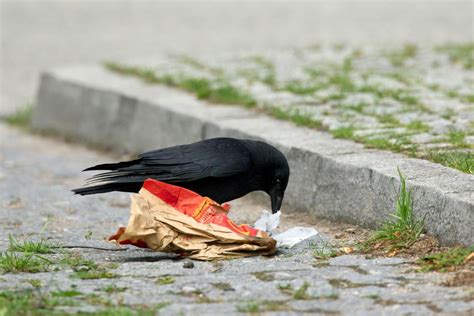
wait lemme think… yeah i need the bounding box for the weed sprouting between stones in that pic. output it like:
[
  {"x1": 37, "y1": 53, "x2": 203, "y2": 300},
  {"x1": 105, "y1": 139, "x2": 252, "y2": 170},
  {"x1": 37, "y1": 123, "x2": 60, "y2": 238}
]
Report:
[
  {"x1": 0, "y1": 289, "x2": 168, "y2": 316},
  {"x1": 424, "y1": 150, "x2": 473, "y2": 174},
  {"x1": 0, "y1": 252, "x2": 51, "y2": 274},
  {"x1": 236, "y1": 299, "x2": 289, "y2": 313},
  {"x1": 417, "y1": 246, "x2": 474, "y2": 272},
  {"x1": 292, "y1": 282, "x2": 311, "y2": 300},
  {"x1": 104, "y1": 43, "x2": 473, "y2": 174},
  {"x1": 104, "y1": 61, "x2": 257, "y2": 108},
  {"x1": 311, "y1": 241, "x2": 339, "y2": 261},
  {"x1": 3, "y1": 104, "x2": 33, "y2": 129},
  {"x1": 156, "y1": 275, "x2": 175, "y2": 285},
  {"x1": 361, "y1": 168, "x2": 425, "y2": 253},
  {"x1": 102, "y1": 284, "x2": 128, "y2": 294},
  {"x1": 236, "y1": 300, "x2": 260, "y2": 313},
  {"x1": 435, "y1": 42, "x2": 474, "y2": 69},
  {"x1": 8, "y1": 234, "x2": 56, "y2": 254}
]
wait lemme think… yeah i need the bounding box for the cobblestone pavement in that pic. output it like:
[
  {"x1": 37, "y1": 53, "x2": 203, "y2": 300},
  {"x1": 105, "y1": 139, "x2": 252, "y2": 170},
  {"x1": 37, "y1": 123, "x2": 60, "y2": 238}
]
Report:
[
  {"x1": 2, "y1": 0, "x2": 473, "y2": 115},
  {"x1": 0, "y1": 124, "x2": 473, "y2": 315},
  {"x1": 106, "y1": 43, "x2": 474, "y2": 173}
]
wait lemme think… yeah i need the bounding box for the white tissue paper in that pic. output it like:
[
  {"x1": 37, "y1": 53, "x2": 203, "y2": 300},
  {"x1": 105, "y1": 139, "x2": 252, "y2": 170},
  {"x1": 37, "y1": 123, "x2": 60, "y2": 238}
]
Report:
[{"x1": 254, "y1": 210, "x2": 318, "y2": 248}]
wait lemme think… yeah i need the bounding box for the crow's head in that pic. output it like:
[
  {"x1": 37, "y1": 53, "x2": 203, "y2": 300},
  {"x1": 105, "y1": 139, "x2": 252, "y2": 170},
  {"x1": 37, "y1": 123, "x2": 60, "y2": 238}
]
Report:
[
  {"x1": 250, "y1": 141, "x2": 290, "y2": 213},
  {"x1": 267, "y1": 157, "x2": 289, "y2": 214}
]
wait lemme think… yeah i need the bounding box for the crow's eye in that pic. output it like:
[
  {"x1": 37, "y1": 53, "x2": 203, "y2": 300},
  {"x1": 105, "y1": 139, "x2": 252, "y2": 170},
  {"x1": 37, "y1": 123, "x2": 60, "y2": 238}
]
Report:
[{"x1": 276, "y1": 178, "x2": 281, "y2": 183}]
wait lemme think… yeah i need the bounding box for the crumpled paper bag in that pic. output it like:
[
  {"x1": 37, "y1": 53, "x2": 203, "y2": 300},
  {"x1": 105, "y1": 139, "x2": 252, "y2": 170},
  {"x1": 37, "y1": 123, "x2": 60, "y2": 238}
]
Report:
[{"x1": 109, "y1": 179, "x2": 276, "y2": 260}]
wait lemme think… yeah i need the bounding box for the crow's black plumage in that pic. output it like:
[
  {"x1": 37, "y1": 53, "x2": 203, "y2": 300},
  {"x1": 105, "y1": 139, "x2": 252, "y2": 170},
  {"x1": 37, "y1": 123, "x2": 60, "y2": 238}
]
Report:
[{"x1": 73, "y1": 138, "x2": 290, "y2": 213}]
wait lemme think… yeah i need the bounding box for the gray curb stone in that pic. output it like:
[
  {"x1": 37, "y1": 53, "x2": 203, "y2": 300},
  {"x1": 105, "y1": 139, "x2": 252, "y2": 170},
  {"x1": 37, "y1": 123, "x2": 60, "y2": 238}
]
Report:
[{"x1": 32, "y1": 65, "x2": 473, "y2": 246}]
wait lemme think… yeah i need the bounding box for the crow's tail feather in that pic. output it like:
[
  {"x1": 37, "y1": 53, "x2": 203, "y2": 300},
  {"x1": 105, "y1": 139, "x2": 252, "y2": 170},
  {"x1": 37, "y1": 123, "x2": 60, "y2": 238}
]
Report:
[
  {"x1": 72, "y1": 182, "x2": 142, "y2": 195},
  {"x1": 82, "y1": 159, "x2": 141, "y2": 171}
]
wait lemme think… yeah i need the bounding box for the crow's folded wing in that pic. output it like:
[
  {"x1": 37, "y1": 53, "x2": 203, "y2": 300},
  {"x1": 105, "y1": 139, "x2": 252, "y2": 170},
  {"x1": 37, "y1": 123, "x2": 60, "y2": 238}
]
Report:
[{"x1": 86, "y1": 138, "x2": 252, "y2": 185}]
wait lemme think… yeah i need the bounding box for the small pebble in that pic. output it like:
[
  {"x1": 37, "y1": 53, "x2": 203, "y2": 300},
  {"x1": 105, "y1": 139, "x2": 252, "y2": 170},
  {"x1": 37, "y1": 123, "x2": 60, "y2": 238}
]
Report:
[
  {"x1": 182, "y1": 286, "x2": 197, "y2": 293},
  {"x1": 183, "y1": 261, "x2": 194, "y2": 269},
  {"x1": 74, "y1": 265, "x2": 91, "y2": 272}
]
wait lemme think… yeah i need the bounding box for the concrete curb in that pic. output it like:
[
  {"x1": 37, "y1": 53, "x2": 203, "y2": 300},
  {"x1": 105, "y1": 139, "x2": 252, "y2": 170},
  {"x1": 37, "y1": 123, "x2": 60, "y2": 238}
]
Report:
[{"x1": 32, "y1": 65, "x2": 473, "y2": 246}]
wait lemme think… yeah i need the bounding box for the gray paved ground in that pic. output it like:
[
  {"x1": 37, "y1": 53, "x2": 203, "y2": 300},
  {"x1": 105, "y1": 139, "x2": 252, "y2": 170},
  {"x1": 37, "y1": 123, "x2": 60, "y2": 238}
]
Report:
[
  {"x1": 1, "y1": 123, "x2": 473, "y2": 315},
  {"x1": 1, "y1": 0, "x2": 473, "y2": 115}
]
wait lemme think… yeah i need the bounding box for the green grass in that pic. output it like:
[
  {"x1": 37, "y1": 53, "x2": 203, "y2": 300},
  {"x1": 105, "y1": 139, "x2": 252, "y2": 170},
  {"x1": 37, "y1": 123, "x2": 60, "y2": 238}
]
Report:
[
  {"x1": 72, "y1": 270, "x2": 118, "y2": 280},
  {"x1": 417, "y1": 246, "x2": 474, "y2": 272},
  {"x1": 247, "y1": 55, "x2": 276, "y2": 86},
  {"x1": 331, "y1": 126, "x2": 355, "y2": 139},
  {"x1": 60, "y1": 253, "x2": 98, "y2": 271},
  {"x1": 3, "y1": 105, "x2": 33, "y2": 129},
  {"x1": 0, "y1": 290, "x2": 73, "y2": 315},
  {"x1": 268, "y1": 107, "x2": 323, "y2": 129},
  {"x1": 173, "y1": 54, "x2": 223, "y2": 75},
  {"x1": 8, "y1": 234, "x2": 56, "y2": 254},
  {"x1": 0, "y1": 252, "x2": 50, "y2": 274},
  {"x1": 277, "y1": 283, "x2": 293, "y2": 295},
  {"x1": 103, "y1": 284, "x2": 128, "y2": 294},
  {"x1": 436, "y1": 42, "x2": 474, "y2": 69},
  {"x1": 104, "y1": 61, "x2": 256, "y2": 108},
  {"x1": 385, "y1": 43, "x2": 418, "y2": 67},
  {"x1": 236, "y1": 300, "x2": 260, "y2": 313},
  {"x1": 406, "y1": 120, "x2": 430, "y2": 132},
  {"x1": 293, "y1": 282, "x2": 311, "y2": 300},
  {"x1": 0, "y1": 289, "x2": 166, "y2": 316},
  {"x1": 283, "y1": 80, "x2": 321, "y2": 95},
  {"x1": 361, "y1": 137, "x2": 404, "y2": 152},
  {"x1": 51, "y1": 290, "x2": 82, "y2": 298},
  {"x1": 425, "y1": 150, "x2": 473, "y2": 174},
  {"x1": 377, "y1": 114, "x2": 401, "y2": 126},
  {"x1": 461, "y1": 94, "x2": 474, "y2": 103},
  {"x1": 363, "y1": 168, "x2": 425, "y2": 251},
  {"x1": 447, "y1": 129, "x2": 468, "y2": 147},
  {"x1": 156, "y1": 275, "x2": 175, "y2": 285},
  {"x1": 311, "y1": 241, "x2": 339, "y2": 260}
]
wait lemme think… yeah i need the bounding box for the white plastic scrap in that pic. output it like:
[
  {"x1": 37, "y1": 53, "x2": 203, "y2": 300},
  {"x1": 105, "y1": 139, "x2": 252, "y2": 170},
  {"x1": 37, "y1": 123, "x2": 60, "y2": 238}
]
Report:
[
  {"x1": 254, "y1": 210, "x2": 318, "y2": 248},
  {"x1": 253, "y1": 210, "x2": 280, "y2": 232},
  {"x1": 273, "y1": 227, "x2": 319, "y2": 248}
]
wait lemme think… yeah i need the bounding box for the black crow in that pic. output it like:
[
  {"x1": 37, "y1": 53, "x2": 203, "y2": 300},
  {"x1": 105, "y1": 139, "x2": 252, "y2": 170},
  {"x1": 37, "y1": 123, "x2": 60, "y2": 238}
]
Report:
[{"x1": 73, "y1": 137, "x2": 290, "y2": 213}]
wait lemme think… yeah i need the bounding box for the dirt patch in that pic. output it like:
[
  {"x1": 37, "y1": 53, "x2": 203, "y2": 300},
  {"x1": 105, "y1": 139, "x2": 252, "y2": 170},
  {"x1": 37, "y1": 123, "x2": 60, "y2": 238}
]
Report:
[
  {"x1": 442, "y1": 269, "x2": 474, "y2": 287},
  {"x1": 361, "y1": 234, "x2": 440, "y2": 260}
]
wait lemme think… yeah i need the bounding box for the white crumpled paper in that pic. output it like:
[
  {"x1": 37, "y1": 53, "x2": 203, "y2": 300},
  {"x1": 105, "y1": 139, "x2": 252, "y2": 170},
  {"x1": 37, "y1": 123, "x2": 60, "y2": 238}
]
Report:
[{"x1": 254, "y1": 210, "x2": 318, "y2": 248}]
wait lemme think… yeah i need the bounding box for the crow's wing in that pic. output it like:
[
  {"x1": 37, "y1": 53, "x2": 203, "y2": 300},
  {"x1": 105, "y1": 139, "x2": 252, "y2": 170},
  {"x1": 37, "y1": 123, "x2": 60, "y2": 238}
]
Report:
[{"x1": 86, "y1": 138, "x2": 252, "y2": 185}]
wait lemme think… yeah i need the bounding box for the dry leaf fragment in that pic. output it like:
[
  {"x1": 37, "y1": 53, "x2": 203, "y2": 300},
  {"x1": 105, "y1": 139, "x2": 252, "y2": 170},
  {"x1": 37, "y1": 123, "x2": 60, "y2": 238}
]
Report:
[{"x1": 341, "y1": 247, "x2": 354, "y2": 254}]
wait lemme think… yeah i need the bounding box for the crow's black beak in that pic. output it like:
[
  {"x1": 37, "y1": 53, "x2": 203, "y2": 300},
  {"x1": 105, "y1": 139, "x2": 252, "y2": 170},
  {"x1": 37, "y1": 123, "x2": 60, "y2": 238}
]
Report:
[{"x1": 270, "y1": 185, "x2": 284, "y2": 214}]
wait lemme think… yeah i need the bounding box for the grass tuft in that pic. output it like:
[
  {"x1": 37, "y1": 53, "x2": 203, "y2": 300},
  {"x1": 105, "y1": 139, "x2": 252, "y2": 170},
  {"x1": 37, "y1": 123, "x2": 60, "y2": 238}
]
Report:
[
  {"x1": 425, "y1": 150, "x2": 473, "y2": 174},
  {"x1": 447, "y1": 129, "x2": 468, "y2": 148},
  {"x1": 331, "y1": 126, "x2": 355, "y2": 139},
  {"x1": 0, "y1": 252, "x2": 50, "y2": 274},
  {"x1": 417, "y1": 246, "x2": 474, "y2": 272},
  {"x1": 3, "y1": 105, "x2": 33, "y2": 129},
  {"x1": 386, "y1": 43, "x2": 418, "y2": 67},
  {"x1": 268, "y1": 107, "x2": 323, "y2": 129},
  {"x1": 293, "y1": 282, "x2": 311, "y2": 300},
  {"x1": 311, "y1": 241, "x2": 339, "y2": 260},
  {"x1": 363, "y1": 168, "x2": 425, "y2": 251},
  {"x1": 104, "y1": 61, "x2": 256, "y2": 108},
  {"x1": 103, "y1": 284, "x2": 128, "y2": 294},
  {"x1": 156, "y1": 275, "x2": 175, "y2": 285},
  {"x1": 236, "y1": 300, "x2": 260, "y2": 313},
  {"x1": 436, "y1": 42, "x2": 474, "y2": 69},
  {"x1": 72, "y1": 270, "x2": 117, "y2": 280},
  {"x1": 406, "y1": 120, "x2": 430, "y2": 132},
  {"x1": 8, "y1": 234, "x2": 55, "y2": 254}
]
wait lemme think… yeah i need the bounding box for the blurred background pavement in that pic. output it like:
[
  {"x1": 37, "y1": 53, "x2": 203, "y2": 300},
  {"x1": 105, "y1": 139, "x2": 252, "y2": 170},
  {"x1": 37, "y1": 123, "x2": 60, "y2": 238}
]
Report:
[{"x1": 1, "y1": 0, "x2": 473, "y2": 115}]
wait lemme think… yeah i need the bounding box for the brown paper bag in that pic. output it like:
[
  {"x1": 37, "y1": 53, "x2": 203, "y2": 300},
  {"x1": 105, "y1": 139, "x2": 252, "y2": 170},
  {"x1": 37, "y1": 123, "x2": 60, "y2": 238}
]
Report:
[{"x1": 109, "y1": 179, "x2": 276, "y2": 260}]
